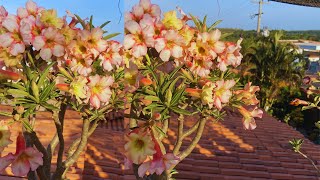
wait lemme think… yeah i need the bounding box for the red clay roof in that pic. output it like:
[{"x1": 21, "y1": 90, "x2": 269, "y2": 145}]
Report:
[{"x1": 0, "y1": 106, "x2": 319, "y2": 180}]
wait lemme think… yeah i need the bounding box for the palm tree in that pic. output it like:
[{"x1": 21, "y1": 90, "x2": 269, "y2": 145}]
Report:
[{"x1": 240, "y1": 31, "x2": 306, "y2": 112}]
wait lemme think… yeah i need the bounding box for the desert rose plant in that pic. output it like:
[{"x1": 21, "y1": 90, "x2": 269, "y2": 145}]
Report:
[
  {"x1": 123, "y1": 0, "x2": 263, "y2": 179},
  {"x1": 290, "y1": 73, "x2": 320, "y2": 175},
  {"x1": 0, "y1": 1, "x2": 124, "y2": 179}
]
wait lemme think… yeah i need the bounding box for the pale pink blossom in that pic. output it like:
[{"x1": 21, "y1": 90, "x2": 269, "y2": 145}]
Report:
[
  {"x1": 124, "y1": 20, "x2": 153, "y2": 58},
  {"x1": 99, "y1": 41, "x2": 123, "y2": 71},
  {"x1": 217, "y1": 38, "x2": 243, "y2": 71},
  {"x1": 87, "y1": 75, "x2": 114, "y2": 109},
  {"x1": 0, "y1": 15, "x2": 25, "y2": 56},
  {"x1": 33, "y1": 27, "x2": 65, "y2": 60},
  {"x1": 0, "y1": 6, "x2": 8, "y2": 24},
  {"x1": 238, "y1": 106, "x2": 263, "y2": 130},
  {"x1": 155, "y1": 30, "x2": 185, "y2": 62},
  {"x1": 138, "y1": 137, "x2": 179, "y2": 177},
  {"x1": 78, "y1": 27, "x2": 107, "y2": 55},
  {"x1": 20, "y1": 15, "x2": 43, "y2": 45},
  {"x1": 0, "y1": 133, "x2": 43, "y2": 176},
  {"x1": 17, "y1": 0, "x2": 43, "y2": 18},
  {"x1": 213, "y1": 80, "x2": 236, "y2": 110},
  {"x1": 235, "y1": 82, "x2": 260, "y2": 105},
  {"x1": 126, "y1": 0, "x2": 161, "y2": 22},
  {"x1": 124, "y1": 128, "x2": 155, "y2": 164}
]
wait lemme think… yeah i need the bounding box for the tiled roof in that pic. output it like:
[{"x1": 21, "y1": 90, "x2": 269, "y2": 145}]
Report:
[{"x1": 0, "y1": 106, "x2": 319, "y2": 180}]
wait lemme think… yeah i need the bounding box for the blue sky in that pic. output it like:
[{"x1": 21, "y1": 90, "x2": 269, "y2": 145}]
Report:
[
  {"x1": 1, "y1": 0, "x2": 124, "y2": 40},
  {"x1": 125, "y1": 0, "x2": 320, "y2": 30},
  {"x1": 1, "y1": 0, "x2": 319, "y2": 41}
]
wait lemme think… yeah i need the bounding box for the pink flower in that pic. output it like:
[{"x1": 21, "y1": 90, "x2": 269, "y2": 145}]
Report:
[
  {"x1": 20, "y1": 15, "x2": 44, "y2": 45},
  {"x1": 17, "y1": 0, "x2": 43, "y2": 19},
  {"x1": 124, "y1": 19, "x2": 154, "y2": 58},
  {"x1": 33, "y1": 27, "x2": 65, "y2": 60},
  {"x1": 238, "y1": 106, "x2": 263, "y2": 130},
  {"x1": 87, "y1": 75, "x2": 114, "y2": 109},
  {"x1": 99, "y1": 41, "x2": 123, "y2": 71},
  {"x1": 124, "y1": 128, "x2": 156, "y2": 164},
  {"x1": 155, "y1": 30, "x2": 185, "y2": 62},
  {"x1": 235, "y1": 82, "x2": 260, "y2": 105},
  {"x1": 0, "y1": 15, "x2": 25, "y2": 56},
  {"x1": 213, "y1": 80, "x2": 236, "y2": 110},
  {"x1": 138, "y1": 137, "x2": 179, "y2": 177},
  {"x1": 217, "y1": 38, "x2": 243, "y2": 71},
  {"x1": 0, "y1": 6, "x2": 8, "y2": 24},
  {"x1": 0, "y1": 133, "x2": 43, "y2": 176},
  {"x1": 290, "y1": 98, "x2": 309, "y2": 106},
  {"x1": 78, "y1": 27, "x2": 107, "y2": 55},
  {"x1": 0, "y1": 121, "x2": 12, "y2": 153},
  {"x1": 126, "y1": 0, "x2": 160, "y2": 22}
]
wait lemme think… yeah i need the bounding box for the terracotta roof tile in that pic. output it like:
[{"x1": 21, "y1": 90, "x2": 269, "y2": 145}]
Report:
[{"x1": 1, "y1": 105, "x2": 319, "y2": 179}]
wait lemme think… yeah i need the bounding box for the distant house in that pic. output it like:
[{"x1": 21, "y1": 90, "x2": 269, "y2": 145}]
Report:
[{"x1": 280, "y1": 40, "x2": 320, "y2": 74}]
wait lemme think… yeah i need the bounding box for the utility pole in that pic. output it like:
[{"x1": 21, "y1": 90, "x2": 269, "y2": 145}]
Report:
[
  {"x1": 256, "y1": 0, "x2": 263, "y2": 34},
  {"x1": 251, "y1": 0, "x2": 268, "y2": 35}
]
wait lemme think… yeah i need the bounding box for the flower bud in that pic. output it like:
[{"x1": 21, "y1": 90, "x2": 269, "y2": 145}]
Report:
[{"x1": 16, "y1": 106, "x2": 24, "y2": 114}]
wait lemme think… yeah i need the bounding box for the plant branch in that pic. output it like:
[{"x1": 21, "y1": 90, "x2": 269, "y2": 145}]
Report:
[
  {"x1": 64, "y1": 118, "x2": 90, "y2": 165},
  {"x1": 179, "y1": 116, "x2": 207, "y2": 160},
  {"x1": 29, "y1": 132, "x2": 49, "y2": 180},
  {"x1": 181, "y1": 120, "x2": 200, "y2": 139},
  {"x1": 159, "y1": 119, "x2": 169, "y2": 141},
  {"x1": 173, "y1": 115, "x2": 184, "y2": 155},
  {"x1": 53, "y1": 101, "x2": 67, "y2": 175},
  {"x1": 297, "y1": 150, "x2": 320, "y2": 176}
]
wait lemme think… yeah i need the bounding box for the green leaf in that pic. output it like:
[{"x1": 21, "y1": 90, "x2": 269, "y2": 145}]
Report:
[
  {"x1": 0, "y1": 111, "x2": 12, "y2": 117},
  {"x1": 7, "y1": 89, "x2": 30, "y2": 97},
  {"x1": 144, "y1": 96, "x2": 160, "y2": 102},
  {"x1": 170, "y1": 107, "x2": 192, "y2": 115},
  {"x1": 23, "y1": 105, "x2": 36, "y2": 118},
  {"x1": 37, "y1": 62, "x2": 55, "y2": 88},
  {"x1": 75, "y1": 14, "x2": 86, "y2": 29},
  {"x1": 4, "y1": 83, "x2": 26, "y2": 91},
  {"x1": 89, "y1": 15, "x2": 93, "y2": 30},
  {"x1": 41, "y1": 102, "x2": 59, "y2": 111},
  {"x1": 31, "y1": 81, "x2": 40, "y2": 103},
  {"x1": 208, "y1": 20, "x2": 222, "y2": 32},
  {"x1": 40, "y1": 82, "x2": 56, "y2": 101},
  {"x1": 143, "y1": 89, "x2": 157, "y2": 96},
  {"x1": 58, "y1": 66, "x2": 73, "y2": 81},
  {"x1": 155, "y1": 126, "x2": 167, "y2": 138},
  {"x1": 100, "y1": 21, "x2": 111, "y2": 28},
  {"x1": 103, "y1": 33, "x2": 121, "y2": 40},
  {"x1": 22, "y1": 120, "x2": 34, "y2": 132},
  {"x1": 171, "y1": 87, "x2": 185, "y2": 106},
  {"x1": 190, "y1": 14, "x2": 201, "y2": 30},
  {"x1": 165, "y1": 89, "x2": 172, "y2": 106},
  {"x1": 27, "y1": 52, "x2": 35, "y2": 67}
]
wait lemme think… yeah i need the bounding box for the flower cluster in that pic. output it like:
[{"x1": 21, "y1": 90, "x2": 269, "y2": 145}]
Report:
[
  {"x1": 0, "y1": 0, "x2": 124, "y2": 110},
  {"x1": 124, "y1": 0, "x2": 243, "y2": 77}
]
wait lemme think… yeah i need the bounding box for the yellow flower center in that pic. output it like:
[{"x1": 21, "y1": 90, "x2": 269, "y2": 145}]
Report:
[
  {"x1": 134, "y1": 139, "x2": 145, "y2": 150},
  {"x1": 18, "y1": 152, "x2": 30, "y2": 161},
  {"x1": 92, "y1": 85, "x2": 102, "y2": 94}
]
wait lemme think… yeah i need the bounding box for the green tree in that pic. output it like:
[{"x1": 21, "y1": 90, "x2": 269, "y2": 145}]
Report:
[{"x1": 240, "y1": 31, "x2": 306, "y2": 112}]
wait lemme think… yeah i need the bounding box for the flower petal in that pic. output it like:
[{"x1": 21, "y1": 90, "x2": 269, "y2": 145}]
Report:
[
  {"x1": 138, "y1": 161, "x2": 151, "y2": 177},
  {"x1": 0, "y1": 153, "x2": 15, "y2": 172},
  {"x1": 159, "y1": 49, "x2": 171, "y2": 62}
]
